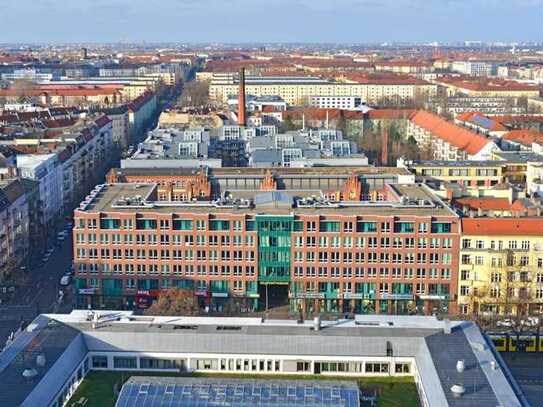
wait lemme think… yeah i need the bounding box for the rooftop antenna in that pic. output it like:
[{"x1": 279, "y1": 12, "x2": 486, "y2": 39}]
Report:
[
  {"x1": 325, "y1": 110, "x2": 329, "y2": 129},
  {"x1": 302, "y1": 113, "x2": 305, "y2": 131}
]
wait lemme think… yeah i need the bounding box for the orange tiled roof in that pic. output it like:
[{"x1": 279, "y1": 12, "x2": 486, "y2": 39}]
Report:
[
  {"x1": 462, "y1": 218, "x2": 543, "y2": 236},
  {"x1": 454, "y1": 198, "x2": 512, "y2": 211},
  {"x1": 410, "y1": 110, "x2": 491, "y2": 155},
  {"x1": 367, "y1": 109, "x2": 415, "y2": 119},
  {"x1": 456, "y1": 112, "x2": 508, "y2": 131},
  {"x1": 283, "y1": 108, "x2": 363, "y2": 121},
  {"x1": 502, "y1": 129, "x2": 543, "y2": 146}
]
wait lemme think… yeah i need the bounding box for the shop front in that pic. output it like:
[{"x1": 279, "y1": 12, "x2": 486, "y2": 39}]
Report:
[{"x1": 343, "y1": 293, "x2": 376, "y2": 315}]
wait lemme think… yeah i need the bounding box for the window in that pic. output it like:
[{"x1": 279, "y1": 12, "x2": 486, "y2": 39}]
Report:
[
  {"x1": 395, "y1": 363, "x2": 410, "y2": 374},
  {"x1": 365, "y1": 363, "x2": 389, "y2": 373},
  {"x1": 92, "y1": 356, "x2": 108, "y2": 369}
]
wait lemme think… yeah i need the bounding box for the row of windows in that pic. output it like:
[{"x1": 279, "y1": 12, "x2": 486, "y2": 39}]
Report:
[
  {"x1": 76, "y1": 233, "x2": 255, "y2": 246},
  {"x1": 462, "y1": 254, "x2": 543, "y2": 268},
  {"x1": 77, "y1": 248, "x2": 256, "y2": 261},
  {"x1": 293, "y1": 266, "x2": 451, "y2": 280},
  {"x1": 461, "y1": 270, "x2": 543, "y2": 283},
  {"x1": 462, "y1": 239, "x2": 534, "y2": 250},
  {"x1": 294, "y1": 236, "x2": 453, "y2": 249},
  {"x1": 297, "y1": 281, "x2": 449, "y2": 296},
  {"x1": 79, "y1": 218, "x2": 452, "y2": 234},
  {"x1": 460, "y1": 286, "x2": 543, "y2": 299},
  {"x1": 78, "y1": 263, "x2": 257, "y2": 277},
  {"x1": 293, "y1": 251, "x2": 452, "y2": 265},
  {"x1": 92, "y1": 354, "x2": 411, "y2": 376},
  {"x1": 75, "y1": 234, "x2": 454, "y2": 250}
]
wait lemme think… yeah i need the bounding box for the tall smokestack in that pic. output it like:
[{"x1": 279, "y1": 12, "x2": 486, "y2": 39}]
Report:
[
  {"x1": 238, "y1": 68, "x2": 246, "y2": 127},
  {"x1": 381, "y1": 127, "x2": 389, "y2": 166}
]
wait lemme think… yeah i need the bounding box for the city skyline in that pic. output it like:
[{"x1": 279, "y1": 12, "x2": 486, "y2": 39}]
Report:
[{"x1": 1, "y1": 0, "x2": 542, "y2": 44}]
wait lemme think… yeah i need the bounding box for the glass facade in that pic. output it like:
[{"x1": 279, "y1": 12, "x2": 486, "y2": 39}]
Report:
[{"x1": 257, "y1": 216, "x2": 293, "y2": 283}]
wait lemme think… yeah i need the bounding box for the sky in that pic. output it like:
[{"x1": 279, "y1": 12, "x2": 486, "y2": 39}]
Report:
[{"x1": 0, "y1": 0, "x2": 542, "y2": 44}]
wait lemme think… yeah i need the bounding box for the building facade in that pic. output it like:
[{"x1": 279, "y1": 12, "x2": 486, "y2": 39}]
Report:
[
  {"x1": 458, "y1": 218, "x2": 543, "y2": 318},
  {"x1": 73, "y1": 174, "x2": 460, "y2": 316},
  {"x1": 0, "y1": 179, "x2": 30, "y2": 274}
]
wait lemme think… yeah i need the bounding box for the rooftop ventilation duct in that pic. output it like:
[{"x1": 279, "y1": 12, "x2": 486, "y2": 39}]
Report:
[
  {"x1": 313, "y1": 316, "x2": 321, "y2": 331},
  {"x1": 450, "y1": 384, "x2": 465, "y2": 397},
  {"x1": 22, "y1": 369, "x2": 38, "y2": 379},
  {"x1": 36, "y1": 354, "x2": 46, "y2": 367},
  {"x1": 456, "y1": 360, "x2": 465, "y2": 373}
]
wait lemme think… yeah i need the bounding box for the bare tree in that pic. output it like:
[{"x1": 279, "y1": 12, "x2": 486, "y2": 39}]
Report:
[
  {"x1": 11, "y1": 79, "x2": 36, "y2": 103},
  {"x1": 178, "y1": 80, "x2": 210, "y2": 108},
  {"x1": 144, "y1": 288, "x2": 199, "y2": 316}
]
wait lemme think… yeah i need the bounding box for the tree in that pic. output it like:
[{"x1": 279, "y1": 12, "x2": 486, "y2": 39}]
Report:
[
  {"x1": 178, "y1": 80, "x2": 210, "y2": 108},
  {"x1": 11, "y1": 79, "x2": 36, "y2": 103},
  {"x1": 281, "y1": 115, "x2": 298, "y2": 132},
  {"x1": 145, "y1": 288, "x2": 199, "y2": 316},
  {"x1": 336, "y1": 112, "x2": 348, "y2": 136}
]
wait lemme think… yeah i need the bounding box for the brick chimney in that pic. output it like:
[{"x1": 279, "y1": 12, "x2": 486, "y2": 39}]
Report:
[
  {"x1": 238, "y1": 68, "x2": 246, "y2": 127},
  {"x1": 381, "y1": 127, "x2": 389, "y2": 166}
]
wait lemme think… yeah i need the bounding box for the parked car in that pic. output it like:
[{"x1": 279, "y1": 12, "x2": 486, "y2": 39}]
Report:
[
  {"x1": 60, "y1": 275, "x2": 71, "y2": 286},
  {"x1": 497, "y1": 319, "x2": 514, "y2": 328}
]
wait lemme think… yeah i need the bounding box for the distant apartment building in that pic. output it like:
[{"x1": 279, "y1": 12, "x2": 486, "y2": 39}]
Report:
[
  {"x1": 458, "y1": 218, "x2": 543, "y2": 318},
  {"x1": 100, "y1": 105, "x2": 130, "y2": 149},
  {"x1": 428, "y1": 96, "x2": 527, "y2": 116},
  {"x1": 209, "y1": 74, "x2": 437, "y2": 105},
  {"x1": 307, "y1": 96, "x2": 368, "y2": 111},
  {"x1": 0, "y1": 179, "x2": 30, "y2": 271},
  {"x1": 16, "y1": 153, "x2": 62, "y2": 229},
  {"x1": 451, "y1": 61, "x2": 497, "y2": 77},
  {"x1": 435, "y1": 77, "x2": 540, "y2": 98},
  {"x1": 127, "y1": 91, "x2": 158, "y2": 143},
  {"x1": 407, "y1": 111, "x2": 498, "y2": 160}
]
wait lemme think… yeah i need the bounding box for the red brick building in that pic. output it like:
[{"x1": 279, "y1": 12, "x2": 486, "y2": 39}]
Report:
[{"x1": 74, "y1": 168, "x2": 460, "y2": 316}]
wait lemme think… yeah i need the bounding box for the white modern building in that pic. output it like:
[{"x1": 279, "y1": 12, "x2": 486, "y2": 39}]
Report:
[
  {"x1": 307, "y1": 96, "x2": 371, "y2": 111},
  {"x1": 0, "y1": 312, "x2": 528, "y2": 407},
  {"x1": 16, "y1": 154, "x2": 62, "y2": 228}
]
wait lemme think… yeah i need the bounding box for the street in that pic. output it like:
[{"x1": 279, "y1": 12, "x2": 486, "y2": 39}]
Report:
[
  {"x1": 0, "y1": 223, "x2": 75, "y2": 348},
  {"x1": 501, "y1": 353, "x2": 543, "y2": 406}
]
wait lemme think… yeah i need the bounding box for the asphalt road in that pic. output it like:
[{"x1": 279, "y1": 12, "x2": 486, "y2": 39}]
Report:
[
  {"x1": 0, "y1": 224, "x2": 75, "y2": 347},
  {"x1": 501, "y1": 353, "x2": 543, "y2": 406}
]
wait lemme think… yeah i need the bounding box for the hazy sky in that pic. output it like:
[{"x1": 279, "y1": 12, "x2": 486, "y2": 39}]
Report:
[{"x1": 1, "y1": 0, "x2": 542, "y2": 43}]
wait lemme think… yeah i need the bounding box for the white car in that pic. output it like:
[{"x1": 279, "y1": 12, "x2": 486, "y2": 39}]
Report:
[
  {"x1": 60, "y1": 275, "x2": 71, "y2": 286},
  {"x1": 496, "y1": 319, "x2": 514, "y2": 328}
]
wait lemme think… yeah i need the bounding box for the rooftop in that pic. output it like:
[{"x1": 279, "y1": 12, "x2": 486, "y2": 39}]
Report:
[
  {"x1": 76, "y1": 182, "x2": 457, "y2": 217},
  {"x1": 462, "y1": 217, "x2": 543, "y2": 236},
  {"x1": 410, "y1": 111, "x2": 492, "y2": 156},
  {"x1": 2, "y1": 311, "x2": 524, "y2": 407}
]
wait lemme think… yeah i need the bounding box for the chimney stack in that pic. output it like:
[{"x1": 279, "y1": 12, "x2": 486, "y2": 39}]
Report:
[
  {"x1": 238, "y1": 68, "x2": 246, "y2": 127},
  {"x1": 381, "y1": 127, "x2": 389, "y2": 166}
]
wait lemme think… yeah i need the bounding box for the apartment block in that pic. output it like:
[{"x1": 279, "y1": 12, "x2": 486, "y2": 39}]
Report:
[
  {"x1": 458, "y1": 218, "x2": 543, "y2": 318},
  {"x1": 0, "y1": 179, "x2": 30, "y2": 272}
]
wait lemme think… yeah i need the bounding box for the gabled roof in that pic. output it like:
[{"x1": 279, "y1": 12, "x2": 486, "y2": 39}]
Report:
[
  {"x1": 456, "y1": 112, "x2": 508, "y2": 131},
  {"x1": 454, "y1": 197, "x2": 512, "y2": 211},
  {"x1": 502, "y1": 129, "x2": 543, "y2": 147},
  {"x1": 410, "y1": 111, "x2": 492, "y2": 155},
  {"x1": 462, "y1": 217, "x2": 543, "y2": 236}
]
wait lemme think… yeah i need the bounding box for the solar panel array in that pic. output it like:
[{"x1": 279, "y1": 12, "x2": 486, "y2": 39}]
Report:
[
  {"x1": 472, "y1": 115, "x2": 496, "y2": 129},
  {"x1": 115, "y1": 378, "x2": 360, "y2": 407}
]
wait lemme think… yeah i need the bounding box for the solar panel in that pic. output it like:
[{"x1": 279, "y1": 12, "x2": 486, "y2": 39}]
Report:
[
  {"x1": 116, "y1": 377, "x2": 361, "y2": 407},
  {"x1": 472, "y1": 115, "x2": 496, "y2": 129}
]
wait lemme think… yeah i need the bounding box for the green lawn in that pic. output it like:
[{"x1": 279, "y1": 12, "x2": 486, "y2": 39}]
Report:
[{"x1": 68, "y1": 371, "x2": 419, "y2": 407}]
